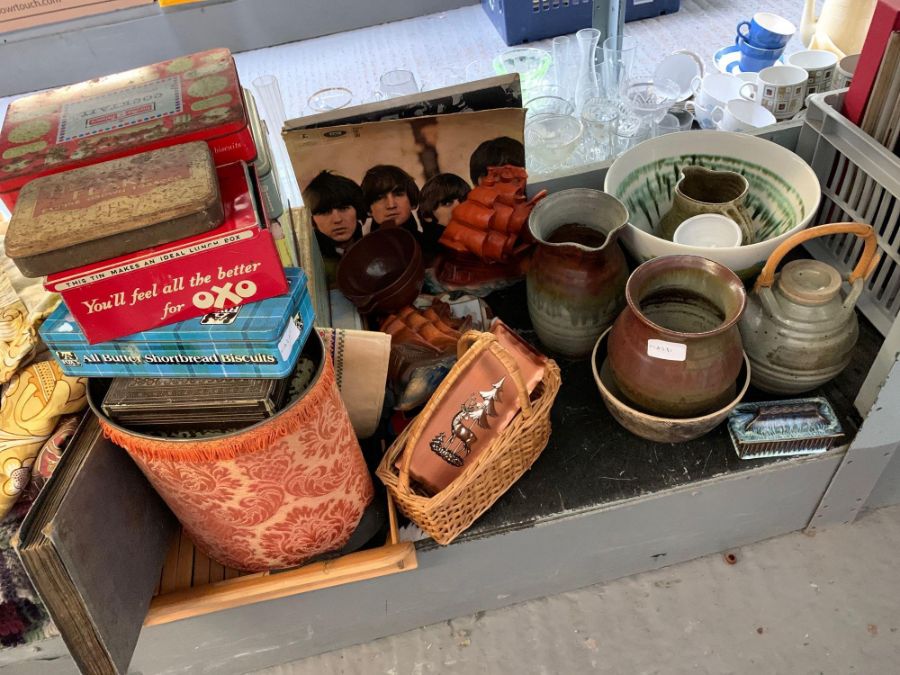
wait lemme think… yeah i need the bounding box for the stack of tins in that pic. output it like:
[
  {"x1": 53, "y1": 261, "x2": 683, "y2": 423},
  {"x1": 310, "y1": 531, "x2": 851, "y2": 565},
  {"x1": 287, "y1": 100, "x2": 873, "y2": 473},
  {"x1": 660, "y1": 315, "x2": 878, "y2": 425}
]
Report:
[{"x1": 0, "y1": 48, "x2": 372, "y2": 571}]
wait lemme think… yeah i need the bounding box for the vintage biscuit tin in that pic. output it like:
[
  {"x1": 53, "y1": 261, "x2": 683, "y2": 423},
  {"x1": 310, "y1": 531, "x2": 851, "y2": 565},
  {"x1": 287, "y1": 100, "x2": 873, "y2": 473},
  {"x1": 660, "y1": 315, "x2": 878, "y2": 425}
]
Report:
[
  {"x1": 0, "y1": 48, "x2": 255, "y2": 208},
  {"x1": 5, "y1": 142, "x2": 223, "y2": 278},
  {"x1": 43, "y1": 161, "x2": 286, "y2": 344},
  {"x1": 101, "y1": 375, "x2": 290, "y2": 430},
  {"x1": 40, "y1": 268, "x2": 314, "y2": 379},
  {"x1": 243, "y1": 89, "x2": 284, "y2": 220}
]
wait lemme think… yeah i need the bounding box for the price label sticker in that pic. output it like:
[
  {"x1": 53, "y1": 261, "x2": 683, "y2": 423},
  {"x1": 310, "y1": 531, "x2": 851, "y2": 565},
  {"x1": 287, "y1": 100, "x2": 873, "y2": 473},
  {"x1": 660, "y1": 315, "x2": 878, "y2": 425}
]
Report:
[
  {"x1": 277, "y1": 316, "x2": 302, "y2": 360},
  {"x1": 647, "y1": 339, "x2": 687, "y2": 362}
]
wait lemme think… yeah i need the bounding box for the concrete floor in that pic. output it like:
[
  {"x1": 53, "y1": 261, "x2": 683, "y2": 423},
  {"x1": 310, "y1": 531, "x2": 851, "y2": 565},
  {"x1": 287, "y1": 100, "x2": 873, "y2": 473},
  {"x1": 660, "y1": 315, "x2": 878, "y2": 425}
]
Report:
[{"x1": 253, "y1": 504, "x2": 900, "y2": 674}]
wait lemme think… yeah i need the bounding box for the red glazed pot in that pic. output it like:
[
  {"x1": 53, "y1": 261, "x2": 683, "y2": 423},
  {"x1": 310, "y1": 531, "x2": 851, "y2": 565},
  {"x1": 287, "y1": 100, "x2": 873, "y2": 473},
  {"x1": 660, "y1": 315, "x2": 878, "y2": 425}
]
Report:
[
  {"x1": 608, "y1": 255, "x2": 746, "y2": 417},
  {"x1": 91, "y1": 332, "x2": 374, "y2": 572}
]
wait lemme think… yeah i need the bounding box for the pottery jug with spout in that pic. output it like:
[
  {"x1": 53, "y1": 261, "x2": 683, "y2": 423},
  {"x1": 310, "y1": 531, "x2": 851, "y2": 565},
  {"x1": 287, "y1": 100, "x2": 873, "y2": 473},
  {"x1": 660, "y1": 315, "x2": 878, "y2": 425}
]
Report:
[
  {"x1": 657, "y1": 166, "x2": 755, "y2": 244},
  {"x1": 527, "y1": 189, "x2": 629, "y2": 358},
  {"x1": 800, "y1": 0, "x2": 877, "y2": 58},
  {"x1": 740, "y1": 222, "x2": 880, "y2": 394}
]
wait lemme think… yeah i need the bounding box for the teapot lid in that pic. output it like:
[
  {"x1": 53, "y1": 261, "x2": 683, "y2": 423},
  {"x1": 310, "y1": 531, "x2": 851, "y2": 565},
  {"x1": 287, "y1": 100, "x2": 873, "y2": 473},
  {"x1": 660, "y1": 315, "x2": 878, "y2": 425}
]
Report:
[{"x1": 776, "y1": 260, "x2": 842, "y2": 305}]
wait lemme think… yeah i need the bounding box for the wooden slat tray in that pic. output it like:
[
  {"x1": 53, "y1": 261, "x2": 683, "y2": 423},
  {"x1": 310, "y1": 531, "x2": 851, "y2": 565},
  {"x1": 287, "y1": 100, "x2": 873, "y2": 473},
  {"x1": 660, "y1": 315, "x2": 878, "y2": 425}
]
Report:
[{"x1": 145, "y1": 495, "x2": 416, "y2": 626}]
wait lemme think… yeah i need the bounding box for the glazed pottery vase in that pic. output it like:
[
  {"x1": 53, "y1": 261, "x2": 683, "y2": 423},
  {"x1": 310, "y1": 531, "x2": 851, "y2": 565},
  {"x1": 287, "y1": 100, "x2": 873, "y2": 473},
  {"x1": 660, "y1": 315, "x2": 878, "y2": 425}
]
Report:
[
  {"x1": 93, "y1": 331, "x2": 374, "y2": 572},
  {"x1": 657, "y1": 166, "x2": 754, "y2": 244},
  {"x1": 526, "y1": 189, "x2": 629, "y2": 357},
  {"x1": 608, "y1": 255, "x2": 747, "y2": 417},
  {"x1": 740, "y1": 222, "x2": 880, "y2": 394}
]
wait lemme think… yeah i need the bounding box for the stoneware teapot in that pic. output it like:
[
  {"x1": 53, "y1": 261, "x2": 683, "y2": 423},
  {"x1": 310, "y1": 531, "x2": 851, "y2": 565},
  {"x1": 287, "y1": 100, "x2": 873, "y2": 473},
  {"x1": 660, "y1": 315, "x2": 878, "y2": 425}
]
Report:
[
  {"x1": 657, "y1": 166, "x2": 754, "y2": 244},
  {"x1": 740, "y1": 222, "x2": 880, "y2": 394}
]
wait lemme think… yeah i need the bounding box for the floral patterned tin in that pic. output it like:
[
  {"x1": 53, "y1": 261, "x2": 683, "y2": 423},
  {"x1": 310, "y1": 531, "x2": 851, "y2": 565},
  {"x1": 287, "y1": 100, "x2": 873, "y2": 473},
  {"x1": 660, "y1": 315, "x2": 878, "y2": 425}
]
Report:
[
  {"x1": 0, "y1": 48, "x2": 255, "y2": 208},
  {"x1": 43, "y1": 161, "x2": 287, "y2": 344},
  {"x1": 4, "y1": 141, "x2": 223, "y2": 278},
  {"x1": 40, "y1": 268, "x2": 314, "y2": 379}
]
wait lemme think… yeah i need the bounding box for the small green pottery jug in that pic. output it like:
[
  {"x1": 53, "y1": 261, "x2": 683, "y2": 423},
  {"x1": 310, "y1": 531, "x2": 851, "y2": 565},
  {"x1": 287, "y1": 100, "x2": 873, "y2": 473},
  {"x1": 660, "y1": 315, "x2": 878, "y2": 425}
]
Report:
[
  {"x1": 657, "y1": 166, "x2": 754, "y2": 243},
  {"x1": 739, "y1": 222, "x2": 880, "y2": 394}
]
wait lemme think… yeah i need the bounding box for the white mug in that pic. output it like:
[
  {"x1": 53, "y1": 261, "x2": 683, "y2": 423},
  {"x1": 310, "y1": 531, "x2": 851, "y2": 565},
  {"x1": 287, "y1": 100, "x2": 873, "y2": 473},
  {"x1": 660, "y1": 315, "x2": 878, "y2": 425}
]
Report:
[
  {"x1": 739, "y1": 65, "x2": 809, "y2": 119},
  {"x1": 787, "y1": 50, "x2": 839, "y2": 95},
  {"x1": 690, "y1": 72, "x2": 751, "y2": 128},
  {"x1": 712, "y1": 98, "x2": 778, "y2": 132}
]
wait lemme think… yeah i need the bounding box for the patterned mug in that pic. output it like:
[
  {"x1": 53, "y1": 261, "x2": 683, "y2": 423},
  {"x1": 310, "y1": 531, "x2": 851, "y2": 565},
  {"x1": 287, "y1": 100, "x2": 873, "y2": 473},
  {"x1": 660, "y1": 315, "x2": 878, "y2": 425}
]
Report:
[
  {"x1": 787, "y1": 50, "x2": 839, "y2": 95},
  {"x1": 832, "y1": 53, "x2": 861, "y2": 90},
  {"x1": 740, "y1": 65, "x2": 808, "y2": 120}
]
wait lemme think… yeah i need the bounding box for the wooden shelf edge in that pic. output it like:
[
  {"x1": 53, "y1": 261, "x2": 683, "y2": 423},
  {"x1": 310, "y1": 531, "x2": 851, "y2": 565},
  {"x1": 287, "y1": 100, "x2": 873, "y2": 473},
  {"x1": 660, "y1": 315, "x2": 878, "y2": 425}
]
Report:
[{"x1": 144, "y1": 541, "x2": 417, "y2": 627}]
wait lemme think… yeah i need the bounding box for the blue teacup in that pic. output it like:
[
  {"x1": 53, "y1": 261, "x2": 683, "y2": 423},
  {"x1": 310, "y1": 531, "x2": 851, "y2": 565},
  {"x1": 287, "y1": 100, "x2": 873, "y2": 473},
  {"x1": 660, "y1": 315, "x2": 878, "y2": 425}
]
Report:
[
  {"x1": 734, "y1": 37, "x2": 785, "y2": 73},
  {"x1": 736, "y1": 12, "x2": 796, "y2": 50}
]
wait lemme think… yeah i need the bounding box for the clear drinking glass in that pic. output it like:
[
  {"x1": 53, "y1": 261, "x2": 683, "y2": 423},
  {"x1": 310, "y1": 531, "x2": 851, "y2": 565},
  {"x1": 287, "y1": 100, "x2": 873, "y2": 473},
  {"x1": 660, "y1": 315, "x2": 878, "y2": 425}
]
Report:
[
  {"x1": 308, "y1": 87, "x2": 353, "y2": 112},
  {"x1": 610, "y1": 114, "x2": 646, "y2": 157},
  {"x1": 581, "y1": 97, "x2": 620, "y2": 160},
  {"x1": 573, "y1": 28, "x2": 601, "y2": 114},
  {"x1": 619, "y1": 75, "x2": 680, "y2": 136},
  {"x1": 379, "y1": 69, "x2": 420, "y2": 97},
  {"x1": 525, "y1": 95, "x2": 576, "y2": 120},
  {"x1": 602, "y1": 34, "x2": 637, "y2": 100},
  {"x1": 525, "y1": 113, "x2": 584, "y2": 171},
  {"x1": 252, "y1": 75, "x2": 287, "y2": 129},
  {"x1": 551, "y1": 36, "x2": 575, "y2": 102}
]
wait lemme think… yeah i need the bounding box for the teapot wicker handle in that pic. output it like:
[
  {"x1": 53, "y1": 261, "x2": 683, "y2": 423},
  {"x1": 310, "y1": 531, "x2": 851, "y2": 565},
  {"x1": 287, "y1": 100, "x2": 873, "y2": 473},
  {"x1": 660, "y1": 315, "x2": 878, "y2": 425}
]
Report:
[
  {"x1": 754, "y1": 222, "x2": 881, "y2": 292},
  {"x1": 397, "y1": 330, "x2": 534, "y2": 493}
]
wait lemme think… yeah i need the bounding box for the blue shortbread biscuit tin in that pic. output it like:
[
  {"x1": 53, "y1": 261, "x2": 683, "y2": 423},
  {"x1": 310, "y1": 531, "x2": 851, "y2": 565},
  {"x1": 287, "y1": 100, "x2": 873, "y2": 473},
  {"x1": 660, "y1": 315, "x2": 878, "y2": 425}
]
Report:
[{"x1": 41, "y1": 268, "x2": 314, "y2": 379}]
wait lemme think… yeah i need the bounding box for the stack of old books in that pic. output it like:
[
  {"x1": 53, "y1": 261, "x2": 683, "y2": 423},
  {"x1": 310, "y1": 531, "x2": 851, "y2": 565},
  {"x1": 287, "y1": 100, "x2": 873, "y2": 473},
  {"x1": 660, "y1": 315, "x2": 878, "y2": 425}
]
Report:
[{"x1": 0, "y1": 48, "x2": 315, "y2": 420}]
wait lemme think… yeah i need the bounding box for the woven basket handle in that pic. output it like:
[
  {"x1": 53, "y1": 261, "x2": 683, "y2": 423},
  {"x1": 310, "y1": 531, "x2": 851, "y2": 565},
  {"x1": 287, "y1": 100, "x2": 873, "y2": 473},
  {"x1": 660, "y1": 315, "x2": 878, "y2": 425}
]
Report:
[
  {"x1": 754, "y1": 222, "x2": 880, "y2": 292},
  {"x1": 398, "y1": 329, "x2": 534, "y2": 493}
]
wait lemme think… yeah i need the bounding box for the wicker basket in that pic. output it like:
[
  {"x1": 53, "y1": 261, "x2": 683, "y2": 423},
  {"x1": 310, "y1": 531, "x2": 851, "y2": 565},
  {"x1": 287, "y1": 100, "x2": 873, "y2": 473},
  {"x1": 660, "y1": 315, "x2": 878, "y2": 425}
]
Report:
[{"x1": 376, "y1": 330, "x2": 561, "y2": 545}]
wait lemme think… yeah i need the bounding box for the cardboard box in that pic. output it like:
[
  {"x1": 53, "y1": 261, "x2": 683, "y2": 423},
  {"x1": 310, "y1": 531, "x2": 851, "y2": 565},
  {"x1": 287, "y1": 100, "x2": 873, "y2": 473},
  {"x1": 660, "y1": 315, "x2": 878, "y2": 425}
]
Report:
[
  {"x1": 40, "y1": 268, "x2": 314, "y2": 379},
  {"x1": 0, "y1": 0, "x2": 152, "y2": 34},
  {"x1": 0, "y1": 48, "x2": 255, "y2": 207},
  {"x1": 44, "y1": 161, "x2": 286, "y2": 343}
]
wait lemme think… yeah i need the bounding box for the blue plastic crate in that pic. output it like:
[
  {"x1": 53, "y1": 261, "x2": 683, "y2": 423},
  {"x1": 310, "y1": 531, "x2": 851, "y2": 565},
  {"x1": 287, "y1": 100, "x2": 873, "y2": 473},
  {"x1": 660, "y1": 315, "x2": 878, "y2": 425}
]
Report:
[{"x1": 481, "y1": 0, "x2": 681, "y2": 46}]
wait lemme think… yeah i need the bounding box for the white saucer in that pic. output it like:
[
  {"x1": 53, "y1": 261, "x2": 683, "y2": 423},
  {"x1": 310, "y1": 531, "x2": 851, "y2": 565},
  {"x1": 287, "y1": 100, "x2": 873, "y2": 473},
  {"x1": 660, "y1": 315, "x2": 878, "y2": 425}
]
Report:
[{"x1": 714, "y1": 45, "x2": 785, "y2": 75}]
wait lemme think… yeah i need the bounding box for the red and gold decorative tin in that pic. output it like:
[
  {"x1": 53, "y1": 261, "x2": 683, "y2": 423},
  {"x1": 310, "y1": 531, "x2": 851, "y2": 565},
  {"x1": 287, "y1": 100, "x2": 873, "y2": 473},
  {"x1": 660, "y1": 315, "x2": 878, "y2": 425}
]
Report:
[
  {"x1": 44, "y1": 162, "x2": 287, "y2": 344},
  {"x1": 0, "y1": 48, "x2": 255, "y2": 208}
]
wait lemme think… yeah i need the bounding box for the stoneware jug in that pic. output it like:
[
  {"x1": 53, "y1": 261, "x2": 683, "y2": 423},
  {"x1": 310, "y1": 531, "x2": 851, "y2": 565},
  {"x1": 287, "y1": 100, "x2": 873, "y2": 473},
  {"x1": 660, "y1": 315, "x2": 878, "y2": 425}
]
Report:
[
  {"x1": 526, "y1": 189, "x2": 629, "y2": 358},
  {"x1": 608, "y1": 255, "x2": 747, "y2": 417},
  {"x1": 740, "y1": 222, "x2": 880, "y2": 394},
  {"x1": 657, "y1": 166, "x2": 754, "y2": 244},
  {"x1": 800, "y1": 0, "x2": 877, "y2": 58}
]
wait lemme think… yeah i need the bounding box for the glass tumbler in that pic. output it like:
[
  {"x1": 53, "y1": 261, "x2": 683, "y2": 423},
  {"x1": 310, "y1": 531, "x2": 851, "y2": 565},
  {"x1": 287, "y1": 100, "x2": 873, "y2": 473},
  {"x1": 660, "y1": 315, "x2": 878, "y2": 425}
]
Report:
[
  {"x1": 581, "y1": 97, "x2": 620, "y2": 161},
  {"x1": 525, "y1": 113, "x2": 584, "y2": 171},
  {"x1": 525, "y1": 95, "x2": 575, "y2": 120},
  {"x1": 379, "y1": 69, "x2": 420, "y2": 97},
  {"x1": 602, "y1": 34, "x2": 637, "y2": 100}
]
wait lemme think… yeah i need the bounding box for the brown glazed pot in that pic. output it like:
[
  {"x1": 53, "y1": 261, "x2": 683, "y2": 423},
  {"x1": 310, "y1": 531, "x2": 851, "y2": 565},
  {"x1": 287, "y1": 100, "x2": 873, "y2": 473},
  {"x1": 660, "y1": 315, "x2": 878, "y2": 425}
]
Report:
[
  {"x1": 526, "y1": 189, "x2": 629, "y2": 358},
  {"x1": 608, "y1": 255, "x2": 747, "y2": 417}
]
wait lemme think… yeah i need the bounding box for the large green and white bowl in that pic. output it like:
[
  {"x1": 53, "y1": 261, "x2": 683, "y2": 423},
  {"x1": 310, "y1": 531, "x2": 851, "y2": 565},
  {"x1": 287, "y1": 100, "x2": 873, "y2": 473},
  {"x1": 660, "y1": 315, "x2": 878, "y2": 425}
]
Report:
[{"x1": 604, "y1": 131, "x2": 821, "y2": 278}]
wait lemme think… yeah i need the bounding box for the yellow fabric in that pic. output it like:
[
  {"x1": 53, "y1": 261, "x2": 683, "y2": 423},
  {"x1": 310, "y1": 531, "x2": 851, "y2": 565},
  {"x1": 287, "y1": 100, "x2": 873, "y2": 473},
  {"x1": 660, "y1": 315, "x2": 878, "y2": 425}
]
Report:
[
  {"x1": 0, "y1": 359, "x2": 87, "y2": 516},
  {"x1": 0, "y1": 221, "x2": 61, "y2": 383}
]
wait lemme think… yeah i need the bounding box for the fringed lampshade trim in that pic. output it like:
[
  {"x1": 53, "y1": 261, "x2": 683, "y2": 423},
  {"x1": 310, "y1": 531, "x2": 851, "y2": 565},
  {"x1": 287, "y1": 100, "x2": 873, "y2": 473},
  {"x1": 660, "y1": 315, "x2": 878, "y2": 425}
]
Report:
[{"x1": 100, "y1": 354, "x2": 335, "y2": 463}]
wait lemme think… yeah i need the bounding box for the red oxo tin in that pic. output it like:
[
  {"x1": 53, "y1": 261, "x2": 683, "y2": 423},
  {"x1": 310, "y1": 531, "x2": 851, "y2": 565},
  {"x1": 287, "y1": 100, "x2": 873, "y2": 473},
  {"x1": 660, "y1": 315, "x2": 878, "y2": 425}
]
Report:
[
  {"x1": 0, "y1": 48, "x2": 255, "y2": 208},
  {"x1": 44, "y1": 162, "x2": 287, "y2": 344}
]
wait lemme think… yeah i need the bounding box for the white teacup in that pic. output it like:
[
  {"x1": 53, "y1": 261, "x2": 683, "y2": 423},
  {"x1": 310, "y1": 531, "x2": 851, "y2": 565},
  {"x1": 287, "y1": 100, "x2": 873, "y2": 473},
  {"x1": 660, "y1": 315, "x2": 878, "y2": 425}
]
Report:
[
  {"x1": 711, "y1": 99, "x2": 777, "y2": 132},
  {"x1": 673, "y1": 214, "x2": 744, "y2": 248},
  {"x1": 739, "y1": 65, "x2": 809, "y2": 120},
  {"x1": 787, "y1": 49, "x2": 839, "y2": 95},
  {"x1": 690, "y1": 72, "x2": 751, "y2": 128}
]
